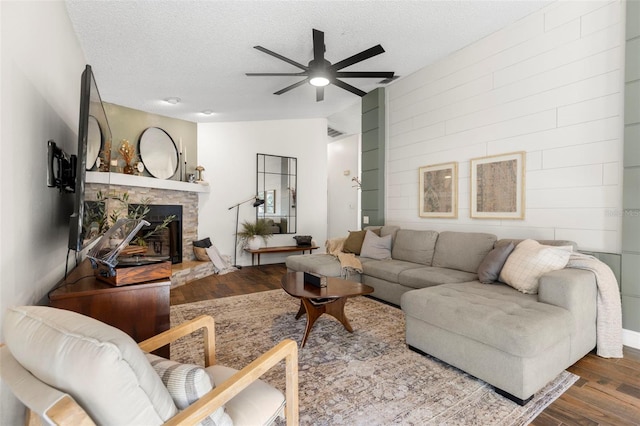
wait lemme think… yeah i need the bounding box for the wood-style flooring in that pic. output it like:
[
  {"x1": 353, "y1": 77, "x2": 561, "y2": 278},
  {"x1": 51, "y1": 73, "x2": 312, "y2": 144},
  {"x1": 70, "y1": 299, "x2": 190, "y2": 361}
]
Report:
[{"x1": 171, "y1": 263, "x2": 640, "y2": 425}]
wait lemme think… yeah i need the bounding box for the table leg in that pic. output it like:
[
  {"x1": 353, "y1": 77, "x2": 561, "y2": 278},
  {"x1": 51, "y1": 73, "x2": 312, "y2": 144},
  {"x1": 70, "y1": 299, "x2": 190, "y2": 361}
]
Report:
[{"x1": 296, "y1": 297, "x2": 352, "y2": 347}]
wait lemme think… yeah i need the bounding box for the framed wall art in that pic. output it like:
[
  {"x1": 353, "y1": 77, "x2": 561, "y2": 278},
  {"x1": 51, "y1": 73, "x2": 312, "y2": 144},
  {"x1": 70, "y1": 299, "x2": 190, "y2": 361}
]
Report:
[
  {"x1": 418, "y1": 162, "x2": 458, "y2": 218},
  {"x1": 470, "y1": 152, "x2": 525, "y2": 219}
]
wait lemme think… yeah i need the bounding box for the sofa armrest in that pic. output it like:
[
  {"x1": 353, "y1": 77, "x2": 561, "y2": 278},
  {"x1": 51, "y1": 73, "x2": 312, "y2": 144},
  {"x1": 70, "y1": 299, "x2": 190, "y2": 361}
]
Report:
[{"x1": 538, "y1": 268, "x2": 597, "y2": 326}]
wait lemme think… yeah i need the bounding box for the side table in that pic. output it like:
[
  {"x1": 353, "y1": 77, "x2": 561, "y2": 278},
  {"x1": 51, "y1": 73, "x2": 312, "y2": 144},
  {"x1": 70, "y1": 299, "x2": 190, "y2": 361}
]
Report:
[{"x1": 49, "y1": 259, "x2": 171, "y2": 357}]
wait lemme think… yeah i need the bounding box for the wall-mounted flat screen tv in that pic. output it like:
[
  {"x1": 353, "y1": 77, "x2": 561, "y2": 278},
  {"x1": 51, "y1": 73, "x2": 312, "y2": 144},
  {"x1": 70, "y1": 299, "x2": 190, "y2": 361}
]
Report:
[{"x1": 68, "y1": 64, "x2": 112, "y2": 252}]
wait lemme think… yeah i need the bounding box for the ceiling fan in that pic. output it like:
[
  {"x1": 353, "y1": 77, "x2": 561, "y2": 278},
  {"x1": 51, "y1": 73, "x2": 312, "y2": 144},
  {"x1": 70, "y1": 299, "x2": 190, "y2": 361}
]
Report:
[{"x1": 246, "y1": 29, "x2": 395, "y2": 102}]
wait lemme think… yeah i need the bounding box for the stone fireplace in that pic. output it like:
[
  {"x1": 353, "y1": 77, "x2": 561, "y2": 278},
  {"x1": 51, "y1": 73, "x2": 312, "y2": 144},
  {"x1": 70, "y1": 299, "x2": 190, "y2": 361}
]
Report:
[{"x1": 86, "y1": 173, "x2": 203, "y2": 264}]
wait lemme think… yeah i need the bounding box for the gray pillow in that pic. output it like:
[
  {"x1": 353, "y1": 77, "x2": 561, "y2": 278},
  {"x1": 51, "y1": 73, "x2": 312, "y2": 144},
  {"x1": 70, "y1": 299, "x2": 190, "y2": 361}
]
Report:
[
  {"x1": 477, "y1": 242, "x2": 515, "y2": 283},
  {"x1": 360, "y1": 230, "x2": 392, "y2": 260}
]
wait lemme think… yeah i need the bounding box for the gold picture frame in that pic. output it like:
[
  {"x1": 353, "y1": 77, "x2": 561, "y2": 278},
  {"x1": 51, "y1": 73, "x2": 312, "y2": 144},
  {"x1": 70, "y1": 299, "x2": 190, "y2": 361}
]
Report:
[
  {"x1": 418, "y1": 162, "x2": 458, "y2": 218},
  {"x1": 470, "y1": 152, "x2": 525, "y2": 219}
]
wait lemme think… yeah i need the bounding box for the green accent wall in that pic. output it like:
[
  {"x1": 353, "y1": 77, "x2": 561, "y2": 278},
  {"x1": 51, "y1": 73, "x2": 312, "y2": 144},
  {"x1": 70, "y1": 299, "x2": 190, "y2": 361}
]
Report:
[
  {"x1": 622, "y1": 0, "x2": 640, "y2": 333},
  {"x1": 361, "y1": 88, "x2": 385, "y2": 227}
]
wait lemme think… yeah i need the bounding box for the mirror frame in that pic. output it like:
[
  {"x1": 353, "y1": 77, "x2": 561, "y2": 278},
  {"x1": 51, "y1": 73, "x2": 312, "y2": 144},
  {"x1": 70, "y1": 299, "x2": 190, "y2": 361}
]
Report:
[
  {"x1": 138, "y1": 127, "x2": 179, "y2": 179},
  {"x1": 256, "y1": 153, "x2": 297, "y2": 234}
]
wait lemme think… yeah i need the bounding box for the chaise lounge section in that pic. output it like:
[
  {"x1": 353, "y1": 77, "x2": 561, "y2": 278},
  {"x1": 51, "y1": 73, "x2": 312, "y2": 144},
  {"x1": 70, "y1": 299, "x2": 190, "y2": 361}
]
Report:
[{"x1": 286, "y1": 226, "x2": 599, "y2": 403}]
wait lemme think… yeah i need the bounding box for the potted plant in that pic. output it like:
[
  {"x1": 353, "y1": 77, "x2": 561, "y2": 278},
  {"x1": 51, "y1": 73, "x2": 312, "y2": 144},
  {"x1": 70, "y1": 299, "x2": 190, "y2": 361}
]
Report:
[{"x1": 237, "y1": 219, "x2": 273, "y2": 250}]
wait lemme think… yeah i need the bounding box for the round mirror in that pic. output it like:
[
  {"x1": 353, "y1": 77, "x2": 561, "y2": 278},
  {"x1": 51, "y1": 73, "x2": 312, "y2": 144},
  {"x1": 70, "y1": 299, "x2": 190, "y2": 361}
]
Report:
[
  {"x1": 86, "y1": 115, "x2": 102, "y2": 170},
  {"x1": 138, "y1": 127, "x2": 179, "y2": 179}
]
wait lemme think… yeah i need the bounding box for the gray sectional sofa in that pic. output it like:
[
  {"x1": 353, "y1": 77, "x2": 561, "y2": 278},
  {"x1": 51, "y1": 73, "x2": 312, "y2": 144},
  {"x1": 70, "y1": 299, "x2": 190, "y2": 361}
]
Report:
[{"x1": 285, "y1": 226, "x2": 597, "y2": 404}]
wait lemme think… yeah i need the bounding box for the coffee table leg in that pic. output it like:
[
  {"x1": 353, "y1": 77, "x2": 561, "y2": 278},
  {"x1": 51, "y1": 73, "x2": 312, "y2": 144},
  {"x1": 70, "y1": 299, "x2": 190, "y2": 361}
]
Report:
[
  {"x1": 296, "y1": 297, "x2": 354, "y2": 347},
  {"x1": 300, "y1": 298, "x2": 323, "y2": 348},
  {"x1": 324, "y1": 298, "x2": 353, "y2": 332}
]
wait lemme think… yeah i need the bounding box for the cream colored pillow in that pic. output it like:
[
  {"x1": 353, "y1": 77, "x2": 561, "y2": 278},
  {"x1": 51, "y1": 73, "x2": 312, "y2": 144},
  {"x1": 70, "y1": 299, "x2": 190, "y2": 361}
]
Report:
[{"x1": 499, "y1": 239, "x2": 572, "y2": 294}]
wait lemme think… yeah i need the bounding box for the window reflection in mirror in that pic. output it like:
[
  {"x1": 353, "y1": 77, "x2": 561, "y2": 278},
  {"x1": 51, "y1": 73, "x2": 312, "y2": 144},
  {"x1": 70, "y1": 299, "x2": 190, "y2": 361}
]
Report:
[{"x1": 256, "y1": 153, "x2": 297, "y2": 234}]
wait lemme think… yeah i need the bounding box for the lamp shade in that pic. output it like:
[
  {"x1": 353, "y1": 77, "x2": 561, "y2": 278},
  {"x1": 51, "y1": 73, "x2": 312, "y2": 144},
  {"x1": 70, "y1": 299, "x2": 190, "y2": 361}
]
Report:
[{"x1": 253, "y1": 199, "x2": 265, "y2": 207}]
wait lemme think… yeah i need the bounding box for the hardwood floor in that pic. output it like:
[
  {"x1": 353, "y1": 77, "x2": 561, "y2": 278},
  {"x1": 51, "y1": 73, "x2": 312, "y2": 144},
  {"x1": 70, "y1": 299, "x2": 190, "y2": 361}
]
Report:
[{"x1": 171, "y1": 263, "x2": 640, "y2": 424}]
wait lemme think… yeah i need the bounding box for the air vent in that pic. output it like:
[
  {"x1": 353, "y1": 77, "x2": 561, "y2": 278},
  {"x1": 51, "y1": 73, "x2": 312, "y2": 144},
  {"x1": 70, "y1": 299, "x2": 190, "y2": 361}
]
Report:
[
  {"x1": 327, "y1": 127, "x2": 345, "y2": 138},
  {"x1": 379, "y1": 75, "x2": 400, "y2": 85}
]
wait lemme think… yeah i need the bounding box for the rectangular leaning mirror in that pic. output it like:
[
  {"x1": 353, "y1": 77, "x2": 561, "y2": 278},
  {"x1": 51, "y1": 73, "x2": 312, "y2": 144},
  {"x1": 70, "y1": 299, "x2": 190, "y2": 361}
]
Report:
[{"x1": 256, "y1": 153, "x2": 297, "y2": 234}]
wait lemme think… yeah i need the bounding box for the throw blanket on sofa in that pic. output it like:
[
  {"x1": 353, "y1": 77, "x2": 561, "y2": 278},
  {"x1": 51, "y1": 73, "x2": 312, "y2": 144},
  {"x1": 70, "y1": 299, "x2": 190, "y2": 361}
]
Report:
[
  {"x1": 325, "y1": 237, "x2": 363, "y2": 277},
  {"x1": 567, "y1": 252, "x2": 623, "y2": 358}
]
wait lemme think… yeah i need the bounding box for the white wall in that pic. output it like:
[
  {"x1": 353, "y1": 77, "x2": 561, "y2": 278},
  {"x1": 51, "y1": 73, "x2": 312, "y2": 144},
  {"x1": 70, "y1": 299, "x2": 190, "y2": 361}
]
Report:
[
  {"x1": 1, "y1": 1, "x2": 87, "y2": 424},
  {"x1": 328, "y1": 134, "x2": 361, "y2": 238},
  {"x1": 197, "y1": 119, "x2": 328, "y2": 265},
  {"x1": 386, "y1": 1, "x2": 626, "y2": 253}
]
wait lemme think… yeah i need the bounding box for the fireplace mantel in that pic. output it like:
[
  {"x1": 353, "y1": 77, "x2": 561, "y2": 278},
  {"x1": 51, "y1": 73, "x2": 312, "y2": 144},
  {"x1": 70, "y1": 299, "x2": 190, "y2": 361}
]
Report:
[{"x1": 86, "y1": 171, "x2": 209, "y2": 193}]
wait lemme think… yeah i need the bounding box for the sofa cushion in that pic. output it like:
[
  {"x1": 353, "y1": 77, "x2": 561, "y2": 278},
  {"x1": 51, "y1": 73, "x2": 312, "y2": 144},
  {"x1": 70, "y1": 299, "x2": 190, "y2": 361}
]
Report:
[
  {"x1": 362, "y1": 259, "x2": 424, "y2": 283},
  {"x1": 2, "y1": 306, "x2": 177, "y2": 425},
  {"x1": 391, "y1": 230, "x2": 439, "y2": 265},
  {"x1": 145, "y1": 353, "x2": 232, "y2": 426},
  {"x1": 499, "y1": 239, "x2": 572, "y2": 294},
  {"x1": 477, "y1": 242, "x2": 515, "y2": 283},
  {"x1": 401, "y1": 282, "x2": 574, "y2": 357},
  {"x1": 399, "y1": 267, "x2": 478, "y2": 289},
  {"x1": 360, "y1": 230, "x2": 392, "y2": 260},
  {"x1": 432, "y1": 231, "x2": 497, "y2": 273},
  {"x1": 285, "y1": 254, "x2": 342, "y2": 277}
]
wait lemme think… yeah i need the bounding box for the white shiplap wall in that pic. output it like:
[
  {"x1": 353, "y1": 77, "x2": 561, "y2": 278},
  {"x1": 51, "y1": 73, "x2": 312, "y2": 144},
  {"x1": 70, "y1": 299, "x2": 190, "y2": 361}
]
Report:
[{"x1": 386, "y1": 1, "x2": 626, "y2": 252}]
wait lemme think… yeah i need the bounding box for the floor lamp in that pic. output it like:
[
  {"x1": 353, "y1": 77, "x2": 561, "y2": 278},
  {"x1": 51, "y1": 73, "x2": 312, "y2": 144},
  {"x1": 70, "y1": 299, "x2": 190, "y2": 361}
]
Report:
[{"x1": 228, "y1": 196, "x2": 265, "y2": 268}]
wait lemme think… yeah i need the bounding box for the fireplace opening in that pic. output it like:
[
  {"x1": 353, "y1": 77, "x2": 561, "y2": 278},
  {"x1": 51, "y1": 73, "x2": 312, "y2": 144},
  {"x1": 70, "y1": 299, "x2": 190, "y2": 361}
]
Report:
[{"x1": 130, "y1": 204, "x2": 183, "y2": 264}]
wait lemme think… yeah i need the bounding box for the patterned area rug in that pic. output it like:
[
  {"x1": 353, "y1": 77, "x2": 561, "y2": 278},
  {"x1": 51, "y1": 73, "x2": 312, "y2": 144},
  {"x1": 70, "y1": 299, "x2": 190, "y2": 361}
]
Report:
[{"x1": 171, "y1": 290, "x2": 577, "y2": 425}]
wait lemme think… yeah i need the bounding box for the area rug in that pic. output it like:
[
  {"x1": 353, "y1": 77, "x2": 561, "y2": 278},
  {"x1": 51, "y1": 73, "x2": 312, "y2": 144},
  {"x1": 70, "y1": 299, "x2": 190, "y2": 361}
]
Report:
[{"x1": 170, "y1": 290, "x2": 577, "y2": 425}]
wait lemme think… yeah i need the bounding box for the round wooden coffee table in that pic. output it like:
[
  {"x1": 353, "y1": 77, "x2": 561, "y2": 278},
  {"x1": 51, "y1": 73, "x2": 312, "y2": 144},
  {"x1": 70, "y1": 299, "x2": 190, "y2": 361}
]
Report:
[{"x1": 281, "y1": 272, "x2": 374, "y2": 347}]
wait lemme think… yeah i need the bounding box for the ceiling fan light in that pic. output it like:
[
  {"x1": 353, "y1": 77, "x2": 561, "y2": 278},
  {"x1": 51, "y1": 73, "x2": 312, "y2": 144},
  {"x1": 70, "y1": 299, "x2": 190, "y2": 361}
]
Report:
[{"x1": 309, "y1": 76, "x2": 330, "y2": 87}]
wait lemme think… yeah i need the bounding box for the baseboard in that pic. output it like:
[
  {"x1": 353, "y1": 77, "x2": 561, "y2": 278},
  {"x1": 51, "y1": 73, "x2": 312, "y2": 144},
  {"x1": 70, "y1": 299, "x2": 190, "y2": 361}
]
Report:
[{"x1": 623, "y1": 328, "x2": 640, "y2": 350}]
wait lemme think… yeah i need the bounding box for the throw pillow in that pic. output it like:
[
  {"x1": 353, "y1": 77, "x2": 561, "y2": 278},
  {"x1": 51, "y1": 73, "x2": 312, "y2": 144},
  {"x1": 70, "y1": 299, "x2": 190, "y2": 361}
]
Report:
[
  {"x1": 360, "y1": 230, "x2": 392, "y2": 260},
  {"x1": 145, "y1": 353, "x2": 232, "y2": 426},
  {"x1": 499, "y1": 239, "x2": 572, "y2": 294},
  {"x1": 193, "y1": 238, "x2": 212, "y2": 248},
  {"x1": 343, "y1": 228, "x2": 380, "y2": 255},
  {"x1": 477, "y1": 242, "x2": 515, "y2": 283},
  {"x1": 193, "y1": 246, "x2": 210, "y2": 261}
]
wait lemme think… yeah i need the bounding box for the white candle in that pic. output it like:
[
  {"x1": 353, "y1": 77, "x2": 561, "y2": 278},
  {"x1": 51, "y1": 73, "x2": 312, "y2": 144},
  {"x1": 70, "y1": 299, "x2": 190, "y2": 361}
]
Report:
[
  {"x1": 184, "y1": 149, "x2": 187, "y2": 164},
  {"x1": 179, "y1": 138, "x2": 183, "y2": 154}
]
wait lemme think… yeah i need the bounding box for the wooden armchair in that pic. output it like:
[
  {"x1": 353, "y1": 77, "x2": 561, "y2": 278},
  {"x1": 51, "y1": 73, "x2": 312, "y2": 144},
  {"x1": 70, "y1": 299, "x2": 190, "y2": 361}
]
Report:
[{"x1": 1, "y1": 306, "x2": 298, "y2": 425}]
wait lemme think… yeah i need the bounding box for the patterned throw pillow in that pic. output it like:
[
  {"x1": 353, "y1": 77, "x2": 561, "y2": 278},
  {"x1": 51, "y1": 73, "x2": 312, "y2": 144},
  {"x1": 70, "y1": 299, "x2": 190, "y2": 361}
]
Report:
[
  {"x1": 499, "y1": 239, "x2": 572, "y2": 294},
  {"x1": 145, "y1": 353, "x2": 232, "y2": 426}
]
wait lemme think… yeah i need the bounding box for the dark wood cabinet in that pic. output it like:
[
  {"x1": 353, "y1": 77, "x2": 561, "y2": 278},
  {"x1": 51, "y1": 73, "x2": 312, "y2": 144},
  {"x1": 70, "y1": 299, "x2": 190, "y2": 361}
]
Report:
[{"x1": 49, "y1": 259, "x2": 170, "y2": 357}]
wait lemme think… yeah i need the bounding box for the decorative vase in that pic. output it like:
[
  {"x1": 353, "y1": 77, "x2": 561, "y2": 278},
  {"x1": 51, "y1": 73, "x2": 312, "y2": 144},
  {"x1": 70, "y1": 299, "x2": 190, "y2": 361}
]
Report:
[
  {"x1": 123, "y1": 164, "x2": 134, "y2": 175},
  {"x1": 248, "y1": 236, "x2": 261, "y2": 250}
]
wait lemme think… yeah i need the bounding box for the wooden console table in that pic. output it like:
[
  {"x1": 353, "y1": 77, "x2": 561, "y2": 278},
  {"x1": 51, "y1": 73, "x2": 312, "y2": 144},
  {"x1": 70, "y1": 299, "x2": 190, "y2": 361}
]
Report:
[
  {"x1": 244, "y1": 245, "x2": 319, "y2": 266},
  {"x1": 48, "y1": 259, "x2": 170, "y2": 357}
]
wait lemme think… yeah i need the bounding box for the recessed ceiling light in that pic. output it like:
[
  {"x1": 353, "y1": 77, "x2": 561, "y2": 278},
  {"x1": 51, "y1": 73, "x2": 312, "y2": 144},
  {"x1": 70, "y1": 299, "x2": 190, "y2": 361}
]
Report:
[
  {"x1": 164, "y1": 97, "x2": 181, "y2": 105},
  {"x1": 201, "y1": 110, "x2": 214, "y2": 115}
]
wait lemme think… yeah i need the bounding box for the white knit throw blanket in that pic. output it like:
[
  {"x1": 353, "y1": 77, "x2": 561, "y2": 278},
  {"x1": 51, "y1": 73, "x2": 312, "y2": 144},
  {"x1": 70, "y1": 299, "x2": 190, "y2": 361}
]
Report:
[{"x1": 566, "y1": 252, "x2": 623, "y2": 358}]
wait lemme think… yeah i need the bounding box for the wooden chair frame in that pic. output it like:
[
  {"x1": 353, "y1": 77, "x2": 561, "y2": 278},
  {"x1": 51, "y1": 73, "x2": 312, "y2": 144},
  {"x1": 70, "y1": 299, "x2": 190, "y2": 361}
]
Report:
[{"x1": 3, "y1": 315, "x2": 299, "y2": 426}]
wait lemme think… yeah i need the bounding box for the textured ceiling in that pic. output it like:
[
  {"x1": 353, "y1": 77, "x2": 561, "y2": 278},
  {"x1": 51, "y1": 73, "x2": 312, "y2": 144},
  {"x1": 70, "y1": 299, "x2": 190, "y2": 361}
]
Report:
[{"x1": 65, "y1": 0, "x2": 549, "y2": 124}]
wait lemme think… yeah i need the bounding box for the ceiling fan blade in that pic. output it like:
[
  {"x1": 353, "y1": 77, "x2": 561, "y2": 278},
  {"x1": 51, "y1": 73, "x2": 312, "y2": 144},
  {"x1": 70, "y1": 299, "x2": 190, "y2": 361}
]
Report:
[
  {"x1": 331, "y1": 45, "x2": 385, "y2": 71},
  {"x1": 253, "y1": 46, "x2": 308, "y2": 71},
  {"x1": 316, "y1": 86, "x2": 324, "y2": 102},
  {"x1": 332, "y1": 79, "x2": 367, "y2": 97},
  {"x1": 335, "y1": 71, "x2": 395, "y2": 79},
  {"x1": 274, "y1": 79, "x2": 309, "y2": 95},
  {"x1": 246, "y1": 72, "x2": 308, "y2": 76},
  {"x1": 313, "y1": 29, "x2": 324, "y2": 62}
]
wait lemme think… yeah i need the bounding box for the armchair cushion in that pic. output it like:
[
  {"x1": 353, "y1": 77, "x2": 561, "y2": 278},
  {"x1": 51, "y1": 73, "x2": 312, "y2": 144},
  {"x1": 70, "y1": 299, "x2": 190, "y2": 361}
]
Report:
[
  {"x1": 145, "y1": 353, "x2": 232, "y2": 426},
  {"x1": 207, "y1": 364, "x2": 285, "y2": 426},
  {"x1": 2, "y1": 306, "x2": 177, "y2": 425}
]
